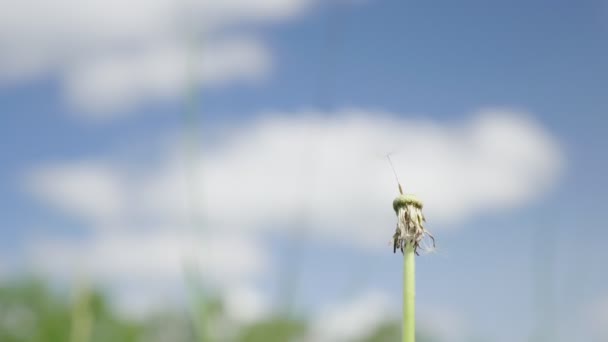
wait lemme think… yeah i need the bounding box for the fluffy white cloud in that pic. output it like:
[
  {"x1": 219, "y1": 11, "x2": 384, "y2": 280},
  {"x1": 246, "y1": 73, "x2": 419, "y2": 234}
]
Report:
[
  {"x1": 223, "y1": 286, "x2": 272, "y2": 324},
  {"x1": 308, "y1": 290, "x2": 395, "y2": 342},
  {"x1": 587, "y1": 295, "x2": 608, "y2": 340},
  {"x1": 308, "y1": 292, "x2": 470, "y2": 342},
  {"x1": 25, "y1": 108, "x2": 563, "y2": 248},
  {"x1": 64, "y1": 38, "x2": 271, "y2": 116},
  {"x1": 26, "y1": 231, "x2": 269, "y2": 285},
  {"x1": 418, "y1": 307, "x2": 469, "y2": 342},
  {"x1": 21, "y1": 107, "x2": 562, "y2": 320},
  {"x1": 25, "y1": 228, "x2": 273, "y2": 322},
  {"x1": 0, "y1": 0, "x2": 315, "y2": 115},
  {"x1": 26, "y1": 161, "x2": 126, "y2": 223}
]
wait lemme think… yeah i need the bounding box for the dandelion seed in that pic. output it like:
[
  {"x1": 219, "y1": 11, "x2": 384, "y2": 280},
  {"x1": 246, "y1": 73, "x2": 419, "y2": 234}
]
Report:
[{"x1": 391, "y1": 194, "x2": 435, "y2": 255}]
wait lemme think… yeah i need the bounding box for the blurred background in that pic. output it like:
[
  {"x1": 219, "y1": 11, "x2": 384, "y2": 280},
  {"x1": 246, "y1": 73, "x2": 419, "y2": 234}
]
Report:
[{"x1": 0, "y1": 0, "x2": 607, "y2": 341}]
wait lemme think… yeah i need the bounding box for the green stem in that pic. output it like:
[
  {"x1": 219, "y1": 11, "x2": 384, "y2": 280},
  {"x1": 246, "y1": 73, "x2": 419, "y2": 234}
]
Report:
[
  {"x1": 403, "y1": 243, "x2": 416, "y2": 342},
  {"x1": 70, "y1": 282, "x2": 92, "y2": 342}
]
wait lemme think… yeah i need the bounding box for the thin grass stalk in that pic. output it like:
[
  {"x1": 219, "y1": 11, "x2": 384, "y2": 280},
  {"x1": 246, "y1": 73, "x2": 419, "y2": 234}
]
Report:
[{"x1": 70, "y1": 280, "x2": 92, "y2": 342}]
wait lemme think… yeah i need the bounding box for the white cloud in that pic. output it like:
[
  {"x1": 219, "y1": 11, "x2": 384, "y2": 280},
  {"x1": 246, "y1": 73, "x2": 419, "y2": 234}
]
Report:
[
  {"x1": 25, "y1": 161, "x2": 126, "y2": 223},
  {"x1": 25, "y1": 229, "x2": 273, "y2": 322},
  {"x1": 0, "y1": 0, "x2": 315, "y2": 115},
  {"x1": 26, "y1": 231, "x2": 269, "y2": 285},
  {"x1": 20, "y1": 107, "x2": 563, "y2": 320},
  {"x1": 418, "y1": 306, "x2": 469, "y2": 342},
  {"x1": 64, "y1": 38, "x2": 271, "y2": 116},
  {"x1": 308, "y1": 291, "x2": 469, "y2": 342},
  {"x1": 223, "y1": 286, "x2": 272, "y2": 324},
  {"x1": 24, "y1": 108, "x2": 563, "y2": 249},
  {"x1": 313, "y1": 291, "x2": 606, "y2": 342},
  {"x1": 587, "y1": 295, "x2": 608, "y2": 340},
  {"x1": 308, "y1": 290, "x2": 396, "y2": 342}
]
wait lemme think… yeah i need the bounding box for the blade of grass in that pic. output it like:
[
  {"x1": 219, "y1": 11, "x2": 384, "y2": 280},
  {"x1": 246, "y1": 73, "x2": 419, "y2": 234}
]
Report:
[
  {"x1": 183, "y1": 263, "x2": 209, "y2": 342},
  {"x1": 70, "y1": 280, "x2": 92, "y2": 342}
]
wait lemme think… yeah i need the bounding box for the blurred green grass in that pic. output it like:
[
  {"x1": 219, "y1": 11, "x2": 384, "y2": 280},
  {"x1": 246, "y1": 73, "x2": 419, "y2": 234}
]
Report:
[{"x1": 0, "y1": 278, "x2": 458, "y2": 342}]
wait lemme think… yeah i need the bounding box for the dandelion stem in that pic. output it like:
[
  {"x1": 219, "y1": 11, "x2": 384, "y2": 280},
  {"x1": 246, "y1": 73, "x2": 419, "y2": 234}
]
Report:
[{"x1": 403, "y1": 242, "x2": 416, "y2": 342}]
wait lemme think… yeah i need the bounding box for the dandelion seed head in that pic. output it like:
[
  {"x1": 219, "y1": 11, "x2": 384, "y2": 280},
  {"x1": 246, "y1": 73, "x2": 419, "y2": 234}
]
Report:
[{"x1": 391, "y1": 194, "x2": 435, "y2": 255}]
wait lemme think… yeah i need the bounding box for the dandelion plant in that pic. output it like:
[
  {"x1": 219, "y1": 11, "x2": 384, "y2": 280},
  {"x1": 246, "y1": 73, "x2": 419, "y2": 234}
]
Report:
[{"x1": 388, "y1": 156, "x2": 435, "y2": 342}]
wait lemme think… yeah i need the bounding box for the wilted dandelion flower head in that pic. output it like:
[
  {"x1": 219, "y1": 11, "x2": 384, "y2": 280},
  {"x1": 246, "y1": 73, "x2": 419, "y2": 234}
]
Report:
[{"x1": 391, "y1": 194, "x2": 435, "y2": 255}]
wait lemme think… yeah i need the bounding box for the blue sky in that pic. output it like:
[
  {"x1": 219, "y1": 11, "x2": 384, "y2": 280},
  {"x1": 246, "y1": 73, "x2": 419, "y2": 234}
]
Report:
[{"x1": 1, "y1": 1, "x2": 607, "y2": 341}]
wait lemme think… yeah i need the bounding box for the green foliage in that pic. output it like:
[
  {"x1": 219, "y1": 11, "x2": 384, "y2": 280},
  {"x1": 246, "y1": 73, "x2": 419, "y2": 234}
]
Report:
[
  {"x1": 236, "y1": 317, "x2": 307, "y2": 342},
  {"x1": 0, "y1": 279, "x2": 143, "y2": 342},
  {"x1": 360, "y1": 321, "x2": 439, "y2": 342},
  {"x1": 0, "y1": 278, "x2": 463, "y2": 342},
  {"x1": 0, "y1": 279, "x2": 70, "y2": 342}
]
